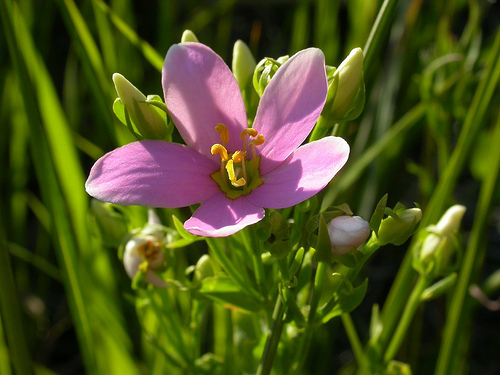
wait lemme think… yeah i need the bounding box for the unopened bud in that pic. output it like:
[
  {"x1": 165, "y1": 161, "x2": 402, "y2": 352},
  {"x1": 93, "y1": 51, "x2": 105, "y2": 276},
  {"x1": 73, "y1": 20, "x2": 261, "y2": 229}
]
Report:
[
  {"x1": 253, "y1": 55, "x2": 289, "y2": 97},
  {"x1": 327, "y1": 215, "x2": 370, "y2": 255},
  {"x1": 232, "y1": 40, "x2": 256, "y2": 91},
  {"x1": 181, "y1": 30, "x2": 199, "y2": 43},
  {"x1": 112, "y1": 73, "x2": 168, "y2": 140},
  {"x1": 123, "y1": 235, "x2": 167, "y2": 288},
  {"x1": 194, "y1": 254, "x2": 215, "y2": 282},
  {"x1": 377, "y1": 208, "x2": 422, "y2": 246},
  {"x1": 328, "y1": 47, "x2": 364, "y2": 120},
  {"x1": 419, "y1": 205, "x2": 466, "y2": 263}
]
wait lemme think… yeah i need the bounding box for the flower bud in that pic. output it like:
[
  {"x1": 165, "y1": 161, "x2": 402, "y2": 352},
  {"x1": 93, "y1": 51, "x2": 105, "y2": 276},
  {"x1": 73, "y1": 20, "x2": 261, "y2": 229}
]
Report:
[
  {"x1": 194, "y1": 254, "x2": 215, "y2": 282},
  {"x1": 232, "y1": 40, "x2": 257, "y2": 91},
  {"x1": 377, "y1": 208, "x2": 422, "y2": 246},
  {"x1": 253, "y1": 55, "x2": 289, "y2": 97},
  {"x1": 328, "y1": 47, "x2": 364, "y2": 120},
  {"x1": 327, "y1": 215, "x2": 370, "y2": 255},
  {"x1": 181, "y1": 29, "x2": 199, "y2": 43},
  {"x1": 123, "y1": 234, "x2": 167, "y2": 288},
  {"x1": 418, "y1": 205, "x2": 466, "y2": 266},
  {"x1": 112, "y1": 73, "x2": 168, "y2": 140}
]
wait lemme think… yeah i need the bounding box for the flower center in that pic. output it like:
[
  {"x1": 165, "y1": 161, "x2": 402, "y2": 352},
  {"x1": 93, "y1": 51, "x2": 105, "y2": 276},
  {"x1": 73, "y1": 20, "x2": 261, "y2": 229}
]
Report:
[{"x1": 210, "y1": 124, "x2": 264, "y2": 199}]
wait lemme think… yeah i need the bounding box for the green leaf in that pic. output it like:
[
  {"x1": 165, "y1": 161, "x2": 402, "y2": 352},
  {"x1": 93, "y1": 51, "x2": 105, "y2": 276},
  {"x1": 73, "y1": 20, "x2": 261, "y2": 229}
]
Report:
[
  {"x1": 320, "y1": 279, "x2": 368, "y2": 324},
  {"x1": 172, "y1": 214, "x2": 198, "y2": 240},
  {"x1": 198, "y1": 276, "x2": 263, "y2": 313}
]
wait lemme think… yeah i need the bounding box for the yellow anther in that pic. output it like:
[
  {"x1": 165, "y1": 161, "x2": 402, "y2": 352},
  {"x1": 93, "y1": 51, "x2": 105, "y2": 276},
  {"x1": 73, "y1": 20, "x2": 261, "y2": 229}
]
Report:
[
  {"x1": 240, "y1": 128, "x2": 258, "y2": 139},
  {"x1": 225, "y1": 160, "x2": 246, "y2": 187},
  {"x1": 249, "y1": 134, "x2": 265, "y2": 146},
  {"x1": 232, "y1": 150, "x2": 246, "y2": 163},
  {"x1": 215, "y1": 123, "x2": 230, "y2": 144},
  {"x1": 211, "y1": 144, "x2": 229, "y2": 161}
]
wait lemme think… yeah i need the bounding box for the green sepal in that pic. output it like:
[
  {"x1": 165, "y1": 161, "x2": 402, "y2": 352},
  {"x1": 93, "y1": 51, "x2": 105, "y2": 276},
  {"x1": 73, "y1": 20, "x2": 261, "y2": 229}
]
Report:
[
  {"x1": 314, "y1": 214, "x2": 333, "y2": 263},
  {"x1": 421, "y1": 272, "x2": 457, "y2": 301},
  {"x1": 172, "y1": 214, "x2": 198, "y2": 240},
  {"x1": 112, "y1": 98, "x2": 143, "y2": 139},
  {"x1": 281, "y1": 286, "x2": 306, "y2": 328},
  {"x1": 339, "y1": 74, "x2": 365, "y2": 121},
  {"x1": 131, "y1": 266, "x2": 147, "y2": 290},
  {"x1": 198, "y1": 276, "x2": 263, "y2": 313},
  {"x1": 289, "y1": 247, "x2": 305, "y2": 278},
  {"x1": 370, "y1": 194, "x2": 388, "y2": 234},
  {"x1": 331, "y1": 251, "x2": 357, "y2": 268}
]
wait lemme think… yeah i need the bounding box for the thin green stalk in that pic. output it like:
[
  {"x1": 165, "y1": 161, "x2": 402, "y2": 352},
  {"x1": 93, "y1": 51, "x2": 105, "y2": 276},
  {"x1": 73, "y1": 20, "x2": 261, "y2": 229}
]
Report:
[
  {"x1": 341, "y1": 313, "x2": 367, "y2": 370},
  {"x1": 435, "y1": 68, "x2": 500, "y2": 375},
  {"x1": 289, "y1": 260, "x2": 329, "y2": 373},
  {"x1": 0, "y1": 232, "x2": 32, "y2": 375},
  {"x1": 383, "y1": 274, "x2": 430, "y2": 363},
  {"x1": 257, "y1": 295, "x2": 286, "y2": 375}
]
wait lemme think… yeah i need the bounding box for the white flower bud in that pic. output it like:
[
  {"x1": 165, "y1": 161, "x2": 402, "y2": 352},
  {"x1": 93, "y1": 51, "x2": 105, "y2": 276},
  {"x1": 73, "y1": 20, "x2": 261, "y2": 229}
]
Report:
[
  {"x1": 232, "y1": 40, "x2": 257, "y2": 91},
  {"x1": 327, "y1": 215, "x2": 370, "y2": 255},
  {"x1": 329, "y1": 47, "x2": 364, "y2": 119},
  {"x1": 419, "y1": 205, "x2": 466, "y2": 263},
  {"x1": 112, "y1": 73, "x2": 167, "y2": 139},
  {"x1": 123, "y1": 235, "x2": 167, "y2": 288}
]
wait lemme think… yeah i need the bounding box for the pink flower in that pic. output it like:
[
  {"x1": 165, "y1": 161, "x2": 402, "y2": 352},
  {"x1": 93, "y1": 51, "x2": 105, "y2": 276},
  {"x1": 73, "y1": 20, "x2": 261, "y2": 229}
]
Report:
[{"x1": 86, "y1": 43, "x2": 349, "y2": 237}]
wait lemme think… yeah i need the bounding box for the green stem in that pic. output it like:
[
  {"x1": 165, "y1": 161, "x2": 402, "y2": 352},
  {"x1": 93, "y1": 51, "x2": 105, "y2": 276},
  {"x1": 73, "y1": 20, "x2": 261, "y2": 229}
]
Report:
[
  {"x1": 341, "y1": 313, "x2": 368, "y2": 370},
  {"x1": 383, "y1": 274, "x2": 430, "y2": 363},
  {"x1": 257, "y1": 295, "x2": 286, "y2": 375},
  {"x1": 289, "y1": 261, "x2": 329, "y2": 373}
]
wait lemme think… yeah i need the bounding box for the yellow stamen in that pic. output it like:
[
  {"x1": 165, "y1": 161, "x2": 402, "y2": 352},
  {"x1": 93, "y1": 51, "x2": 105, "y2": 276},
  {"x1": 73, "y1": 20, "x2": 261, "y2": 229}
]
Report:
[
  {"x1": 240, "y1": 128, "x2": 258, "y2": 139},
  {"x1": 215, "y1": 123, "x2": 230, "y2": 144},
  {"x1": 211, "y1": 144, "x2": 229, "y2": 161},
  {"x1": 232, "y1": 151, "x2": 247, "y2": 182},
  {"x1": 249, "y1": 134, "x2": 265, "y2": 161},
  {"x1": 232, "y1": 150, "x2": 246, "y2": 163},
  {"x1": 249, "y1": 134, "x2": 265, "y2": 146},
  {"x1": 225, "y1": 159, "x2": 246, "y2": 187}
]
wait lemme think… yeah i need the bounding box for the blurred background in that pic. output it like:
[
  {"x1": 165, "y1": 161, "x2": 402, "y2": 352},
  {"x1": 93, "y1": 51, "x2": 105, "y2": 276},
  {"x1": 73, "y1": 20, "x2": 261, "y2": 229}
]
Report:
[{"x1": 1, "y1": 0, "x2": 499, "y2": 374}]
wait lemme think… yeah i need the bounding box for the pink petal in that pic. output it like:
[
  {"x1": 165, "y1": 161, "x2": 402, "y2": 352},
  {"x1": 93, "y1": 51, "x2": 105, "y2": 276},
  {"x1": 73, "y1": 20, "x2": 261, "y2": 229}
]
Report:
[
  {"x1": 252, "y1": 48, "x2": 327, "y2": 174},
  {"x1": 163, "y1": 43, "x2": 247, "y2": 161},
  {"x1": 86, "y1": 140, "x2": 220, "y2": 208},
  {"x1": 247, "y1": 137, "x2": 349, "y2": 209},
  {"x1": 184, "y1": 194, "x2": 265, "y2": 237}
]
